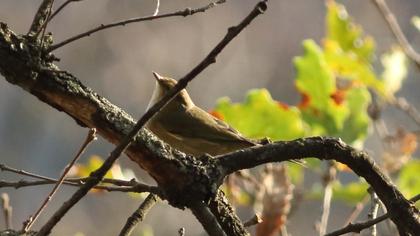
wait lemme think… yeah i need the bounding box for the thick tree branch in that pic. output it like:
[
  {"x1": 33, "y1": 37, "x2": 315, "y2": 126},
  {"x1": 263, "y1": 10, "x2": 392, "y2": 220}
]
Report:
[
  {"x1": 215, "y1": 137, "x2": 420, "y2": 235},
  {"x1": 190, "y1": 201, "x2": 227, "y2": 236},
  {"x1": 208, "y1": 191, "x2": 250, "y2": 236}
]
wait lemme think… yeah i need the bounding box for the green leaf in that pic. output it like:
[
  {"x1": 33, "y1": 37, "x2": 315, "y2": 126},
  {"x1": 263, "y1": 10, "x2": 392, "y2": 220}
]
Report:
[
  {"x1": 381, "y1": 47, "x2": 408, "y2": 98},
  {"x1": 214, "y1": 89, "x2": 306, "y2": 141},
  {"x1": 308, "y1": 180, "x2": 369, "y2": 205},
  {"x1": 397, "y1": 159, "x2": 420, "y2": 199},
  {"x1": 332, "y1": 181, "x2": 369, "y2": 204},
  {"x1": 336, "y1": 87, "x2": 371, "y2": 145},
  {"x1": 294, "y1": 40, "x2": 349, "y2": 135},
  {"x1": 324, "y1": 40, "x2": 385, "y2": 95},
  {"x1": 324, "y1": 1, "x2": 385, "y2": 97},
  {"x1": 287, "y1": 163, "x2": 305, "y2": 184},
  {"x1": 326, "y1": 1, "x2": 375, "y2": 62},
  {"x1": 295, "y1": 40, "x2": 335, "y2": 109},
  {"x1": 138, "y1": 226, "x2": 154, "y2": 236}
]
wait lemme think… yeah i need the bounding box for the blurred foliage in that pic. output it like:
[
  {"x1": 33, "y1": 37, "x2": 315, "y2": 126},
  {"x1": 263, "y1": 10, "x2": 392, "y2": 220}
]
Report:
[
  {"x1": 213, "y1": 0, "x2": 417, "y2": 206},
  {"x1": 412, "y1": 16, "x2": 420, "y2": 31},
  {"x1": 138, "y1": 226, "x2": 154, "y2": 236},
  {"x1": 309, "y1": 181, "x2": 369, "y2": 205},
  {"x1": 397, "y1": 159, "x2": 420, "y2": 200},
  {"x1": 70, "y1": 155, "x2": 135, "y2": 180},
  {"x1": 381, "y1": 47, "x2": 408, "y2": 98},
  {"x1": 69, "y1": 155, "x2": 140, "y2": 197}
]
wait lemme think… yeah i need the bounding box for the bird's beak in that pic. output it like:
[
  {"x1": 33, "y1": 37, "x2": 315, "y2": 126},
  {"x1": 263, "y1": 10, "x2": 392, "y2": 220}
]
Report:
[{"x1": 152, "y1": 71, "x2": 163, "y2": 82}]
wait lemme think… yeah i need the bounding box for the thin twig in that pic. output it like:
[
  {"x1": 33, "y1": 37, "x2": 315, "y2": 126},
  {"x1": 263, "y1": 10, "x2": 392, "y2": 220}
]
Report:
[
  {"x1": 1, "y1": 193, "x2": 13, "y2": 229},
  {"x1": 36, "y1": 1, "x2": 265, "y2": 234},
  {"x1": 38, "y1": 0, "x2": 55, "y2": 52},
  {"x1": 190, "y1": 201, "x2": 227, "y2": 236},
  {"x1": 318, "y1": 162, "x2": 336, "y2": 236},
  {"x1": 48, "y1": 0, "x2": 83, "y2": 23},
  {"x1": 0, "y1": 163, "x2": 141, "y2": 188},
  {"x1": 28, "y1": 0, "x2": 55, "y2": 36},
  {"x1": 367, "y1": 188, "x2": 380, "y2": 236},
  {"x1": 372, "y1": 0, "x2": 420, "y2": 67},
  {"x1": 23, "y1": 128, "x2": 97, "y2": 232},
  {"x1": 324, "y1": 194, "x2": 420, "y2": 236},
  {"x1": 390, "y1": 97, "x2": 420, "y2": 126},
  {"x1": 342, "y1": 194, "x2": 369, "y2": 226},
  {"x1": 0, "y1": 164, "x2": 62, "y2": 182},
  {"x1": 47, "y1": 0, "x2": 227, "y2": 52},
  {"x1": 118, "y1": 194, "x2": 159, "y2": 236},
  {"x1": 0, "y1": 179, "x2": 160, "y2": 194},
  {"x1": 153, "y1": 0, "x2": 160, "y2": 16}
]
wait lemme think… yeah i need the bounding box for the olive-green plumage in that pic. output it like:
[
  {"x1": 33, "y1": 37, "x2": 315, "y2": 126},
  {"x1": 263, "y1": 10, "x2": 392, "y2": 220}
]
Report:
[{"x1": 146, "y1": 72, "x2": 256, "y2": 157}]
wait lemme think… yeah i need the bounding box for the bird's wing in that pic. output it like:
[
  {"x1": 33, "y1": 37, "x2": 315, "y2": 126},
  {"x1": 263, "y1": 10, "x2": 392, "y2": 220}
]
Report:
[{"x1": 161, "y1": 106, "x2": 256, "y2": 145}]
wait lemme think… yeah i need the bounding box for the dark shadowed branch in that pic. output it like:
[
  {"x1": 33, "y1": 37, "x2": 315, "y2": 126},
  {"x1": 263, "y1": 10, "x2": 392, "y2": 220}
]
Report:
[
  {"x1": 215, "y1": 137, "x2": 420, "y2": 235},
  {"x1": 190, "y1": 201, "x2": 227, "y2": 236}
]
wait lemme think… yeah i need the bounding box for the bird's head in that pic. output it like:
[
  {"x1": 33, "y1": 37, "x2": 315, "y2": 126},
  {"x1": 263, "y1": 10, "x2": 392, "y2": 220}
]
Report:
[{"x1": 147, "y1": 72, "x2": 195, "y2": 110}]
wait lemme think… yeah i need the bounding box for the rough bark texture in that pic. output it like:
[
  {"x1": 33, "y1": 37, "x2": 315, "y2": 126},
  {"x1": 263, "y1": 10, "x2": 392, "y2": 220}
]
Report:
[{"x1": 0, "y1": 23, "x2": 248, "y2": 235}]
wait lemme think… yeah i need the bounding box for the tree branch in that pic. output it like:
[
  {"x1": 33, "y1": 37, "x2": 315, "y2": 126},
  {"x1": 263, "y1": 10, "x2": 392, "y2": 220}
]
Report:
[
  {"x1": 28, "y1": 0, "x2": 55, "y2": 37},
  {"x1": 47, "y1": 0, "x2": 227, "y2": 52},
  {"x1": 0, "y1": 179, "x2": 161, "y2": 194},
  {"x1": 325, "y1": 194, "x2": 420, "y2": 236},
  {"x1": 48, "y1": 0, "x2": 83, "y2": 23},
  {"x1": 118, "y1": 194, "x2": 159, "y2": 236},
  {"x1": 208, "y1": 191, "x2": 250, "y2": 236},
  {"x1": 0, "y1": 163, "x2": 154, "y2": 191},
  {"x1": 190, "y1": 201, "x2": 227, "y2": 236},
  {"x1": 216, "y1": 137, "x2": 420, "y2": 235},
  {"x1": 22, "y1": 128, "x2": 96, "y2": 232},
  {"x1": 372, "y1": 0, "x2": 420, "y2": 67},
  {"x1": 0, "y1": 0, "x2": 267, "y2": 234}
]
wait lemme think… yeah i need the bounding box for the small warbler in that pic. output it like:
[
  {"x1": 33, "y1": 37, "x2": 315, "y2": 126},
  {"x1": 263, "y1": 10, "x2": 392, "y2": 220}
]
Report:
[{"x1": 146, "y1": 72, "x2": 301, "y2": 164}]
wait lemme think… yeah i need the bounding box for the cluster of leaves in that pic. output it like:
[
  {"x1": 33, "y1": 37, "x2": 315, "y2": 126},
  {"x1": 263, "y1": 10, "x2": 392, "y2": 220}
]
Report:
[{"x1": 213, "y1": 0, "x2": 416, "y2": 207}]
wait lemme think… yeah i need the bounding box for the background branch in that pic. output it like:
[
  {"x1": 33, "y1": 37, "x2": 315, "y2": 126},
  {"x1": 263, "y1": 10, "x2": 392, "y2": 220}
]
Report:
[
  {"x1": 48, "y1": 0, "x2": 227, "y2": 52},
  {"x1": 372, "y1": 0, "x2": 420, "y2": 67},
  {"x1": 48, "y1": 0, "x2": 83, "y2": 22},
  {"x1": 22, "y1": 128, "x2": 96, "y2": 232},
  {"x1": 1, "y1": 193, "x2": 13, "y2": 229},
  {"x1": 325, "y1": 194, "x2": 420, "y2": 236}
]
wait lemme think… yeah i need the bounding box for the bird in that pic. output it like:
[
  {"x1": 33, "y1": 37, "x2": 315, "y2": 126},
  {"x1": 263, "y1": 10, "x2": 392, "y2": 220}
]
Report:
[{"x1": 146, "y1": 72, "x2": 302, "y2": 165}]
